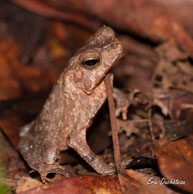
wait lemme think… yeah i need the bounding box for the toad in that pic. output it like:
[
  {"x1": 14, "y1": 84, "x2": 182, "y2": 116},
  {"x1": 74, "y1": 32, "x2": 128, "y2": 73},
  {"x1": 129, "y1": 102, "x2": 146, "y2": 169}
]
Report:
[{"x1": 19, "y1": 26, "x2": 123, "y2": 181}]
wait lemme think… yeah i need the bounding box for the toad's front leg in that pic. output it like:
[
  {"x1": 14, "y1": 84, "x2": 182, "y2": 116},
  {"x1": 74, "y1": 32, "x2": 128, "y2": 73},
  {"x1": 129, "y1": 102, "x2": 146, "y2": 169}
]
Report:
[{"x1": 67, "y1": 127, "x2": 115, "y2": 175}]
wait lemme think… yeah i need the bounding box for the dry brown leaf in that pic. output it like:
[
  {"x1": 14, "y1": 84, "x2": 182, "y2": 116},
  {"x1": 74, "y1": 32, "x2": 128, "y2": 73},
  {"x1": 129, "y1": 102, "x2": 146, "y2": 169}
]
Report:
[
  {"x1": 117, "y1": 119, "x2": 139, "y2": 137},
  {"x1": 153, "y1": 42, "x2": 193, "y2": 118},
  {"x1": 113, "y1": 88, "x2": 149, "y2": 120},
  {"x1": 0, "y1": 37, "x2": 58, "y2": 101},
  {"x1": 17, "y1": 176, "x2": 121, "y2": 194},
  {"x1": 118, "y1": 170, "x2": 167, "y2": 194},
  {"x1": 0, "y1": 110, "x2": 23, "y2": 149},
  {"x1": 0, "y1": 37, "x2": 22, "y2": 100},
  {"x1": 0, "y1": 131, "x2": 27, "y2": 181},
  {"x1": 154, "y1": 134, "x2": 193, "y2": 193},
  {"x1": 11, "y1": 0, "x2": 193, "y2": 56},
  {"x1": 16, "y1": 177, "x2": 43, "y2": 193},
  {"x1": 154, "y1": 42, "x2": 193, "y2": 93}
]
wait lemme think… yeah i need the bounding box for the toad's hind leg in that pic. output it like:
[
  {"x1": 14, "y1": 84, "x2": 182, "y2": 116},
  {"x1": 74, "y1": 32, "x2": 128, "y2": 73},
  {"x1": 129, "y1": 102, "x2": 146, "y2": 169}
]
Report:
[{"x1": 67, "y1": 129, "x2": 115, "y2": 175}]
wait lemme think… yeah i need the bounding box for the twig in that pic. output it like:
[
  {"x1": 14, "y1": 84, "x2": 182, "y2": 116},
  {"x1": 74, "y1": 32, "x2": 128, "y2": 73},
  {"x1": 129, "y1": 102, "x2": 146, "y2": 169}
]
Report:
[
  {"x1": 104, "y1": 73, "x2": 121, "y2": 173},
  {"x1": 148, "y1": 108, "x2": 155, "y2": 145}
]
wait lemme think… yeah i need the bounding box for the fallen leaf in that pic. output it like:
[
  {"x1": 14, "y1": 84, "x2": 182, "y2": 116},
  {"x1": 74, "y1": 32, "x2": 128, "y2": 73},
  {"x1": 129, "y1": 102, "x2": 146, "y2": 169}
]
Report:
[
  {"x1": 0, "y1": 37, "x2": 58, "y2": 101},
  {"x1": 154, "y1": 42, "x2": 193, "y2": 93},
  {"x1": 11, "y1": 0, "x2": 193, "y2": 56},
  {"x1": 0, "y1": 131, "x2": 27, "y2": 186},
  {"x1": 17, "y1": 176, "x2": 121, "y2": 194},
  {"x1": 16, "y1": 177, "x2": 43, "y2": 193},
  {"x1": 154, "y1": 134, "x2": 193, "y2": 193},
  {"x1": 118, "y1": 169, "x2": 167, "y2": 194}
]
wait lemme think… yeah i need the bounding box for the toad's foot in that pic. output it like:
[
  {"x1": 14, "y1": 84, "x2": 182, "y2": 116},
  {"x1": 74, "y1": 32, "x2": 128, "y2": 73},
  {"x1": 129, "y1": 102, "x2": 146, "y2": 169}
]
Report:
[
  {"x1": 67, "y1": 130, "x2": 116, "y2": 175},
  {"x1": 37, "y1": 163, "x2": 75, "y2": 183}
]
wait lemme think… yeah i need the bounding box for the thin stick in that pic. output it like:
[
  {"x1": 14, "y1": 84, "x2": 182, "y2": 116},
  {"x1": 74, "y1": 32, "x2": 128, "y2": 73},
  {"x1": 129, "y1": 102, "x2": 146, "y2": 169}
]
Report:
[{"x1": 104, "y1": 73, "x2": 121, "y2": 172}]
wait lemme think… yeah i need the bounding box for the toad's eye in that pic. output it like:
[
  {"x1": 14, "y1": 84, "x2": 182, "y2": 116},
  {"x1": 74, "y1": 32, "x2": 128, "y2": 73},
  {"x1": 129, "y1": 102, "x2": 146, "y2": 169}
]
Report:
[{"x1": 82, "y1": 57, "x2": 100, "y2": 69}]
